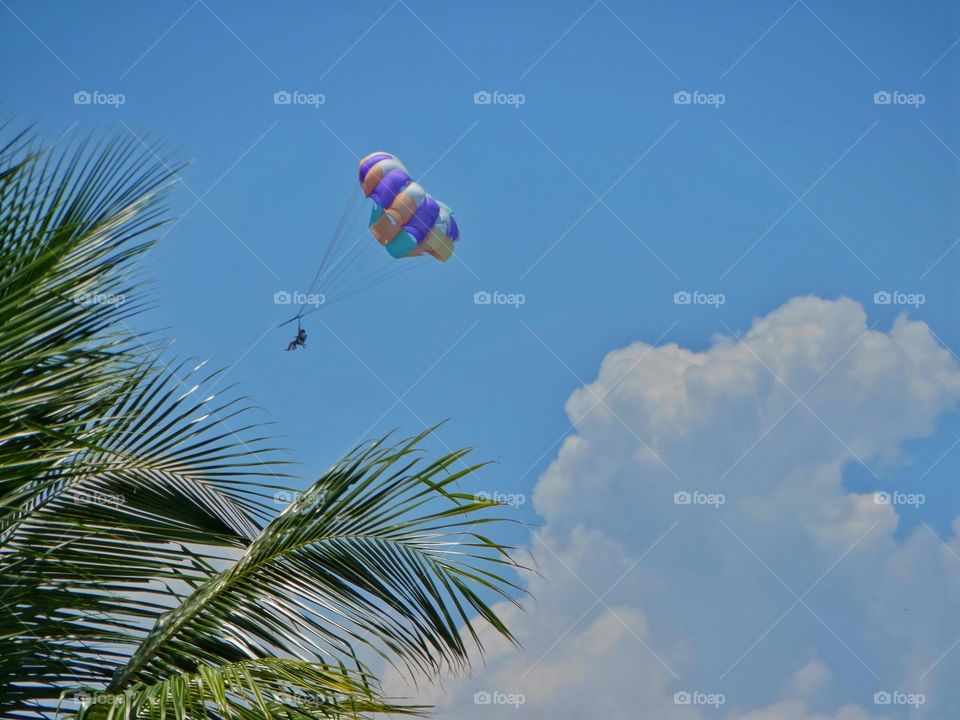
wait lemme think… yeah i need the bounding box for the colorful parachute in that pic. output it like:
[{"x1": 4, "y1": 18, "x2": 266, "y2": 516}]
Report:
[
  {"x1": 358, "y1": 152, "x2": 459, "y2": 261},
  {"x1": 281, "y1": 151, "x2": 458, "y2": 336}
]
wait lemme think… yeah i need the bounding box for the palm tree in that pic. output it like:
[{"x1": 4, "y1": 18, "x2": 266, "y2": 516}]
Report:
[{"x1": 0, "y1": 126, "x2": 521, "y2": 719}]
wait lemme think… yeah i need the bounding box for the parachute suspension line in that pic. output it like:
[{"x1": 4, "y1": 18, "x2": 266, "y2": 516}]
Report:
[
  {"x1": 326, "y1": 259, "x2": 427, "y2": 307},
  {"x1": 311, "y1": 228, "x2": 378, "y2": 301},
  {"x1": 294, "y1": 184, "x2": 362, "y2": 317},
  {"x1": 280, "y1": 185, "x2": 363, "y2": 329},
  {"x1": 325, "y1": 243, "x2": 407, "y2": 303},
  {"x1": 299, "y1": 256, "x2": 429, "y2": 318},
  {"x1": 322, "y1": 186, "x2": 362, "y2": 280},
  {"x1": 343, "y1": 252, "x2": 428, "y2": 296},
  {"x1": 320, "y1": 238, "x2": 392, "y2": 302},
  {"x1": 297, "y1": 241, "x2": 384, "y2": 317},
  {"x1": 284, "y1": 151, "x2": 460, "y2": 332}
]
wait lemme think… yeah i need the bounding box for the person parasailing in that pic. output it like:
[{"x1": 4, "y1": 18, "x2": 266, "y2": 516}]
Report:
[
  {"x1": 281, "y1": 151, "x2": 460, "y2": 350},
  {"x1": 285, "y1": 323, "x2": 307, "y2": 351}
]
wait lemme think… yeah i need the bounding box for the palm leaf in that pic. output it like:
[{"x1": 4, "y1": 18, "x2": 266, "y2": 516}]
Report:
[
  {"x1": 109, "y1": 430, "x2": 524, "y2": 693},
  {"x1": 0, "y1": 125, "x2": 522, "y2": 720},
  {"x1": 67, "y1": 659, "x2": 423, "y2": 720}
]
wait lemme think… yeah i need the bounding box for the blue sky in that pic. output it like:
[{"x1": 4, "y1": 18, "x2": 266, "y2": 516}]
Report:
[{"x1": 6, "y1": 2, "x2": 960, "y2": 716}]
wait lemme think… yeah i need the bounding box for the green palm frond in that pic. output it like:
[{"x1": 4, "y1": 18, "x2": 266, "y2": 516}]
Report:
[
  {"x1": 67, "y1": 659, "x2": 423, "y2": 720},
  {"x1": 1, "y1": 125, "x2": 522, "y2": 720},
  {"x1": 109, "y1": 430, "x2": 523, "y2": 692},
  {"x1": 0, "y1": 129, "x2": 175, "y2": 515}
]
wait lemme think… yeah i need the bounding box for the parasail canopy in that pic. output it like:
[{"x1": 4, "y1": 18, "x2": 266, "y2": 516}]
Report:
[
  {"x1": 281, "y1": 151, "x2": 460, "y2": 333},
  {"x1": 358, "y1": 151, "x2": 459, "y2": 262}
]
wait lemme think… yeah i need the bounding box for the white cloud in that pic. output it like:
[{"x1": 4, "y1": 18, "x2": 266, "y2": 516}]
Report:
[
  {"x1": 783, "y1": 659, "x2": 832, "y2": 698},
  {"x1": 733, "y1": 700, "x2": 875, "y2": 720},
  {"x1": 386, "y1": 296, "x2": 960, "y2": 718}
]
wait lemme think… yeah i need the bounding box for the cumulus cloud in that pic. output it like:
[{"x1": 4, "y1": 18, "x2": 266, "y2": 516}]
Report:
[
  {"x1": 386, "y1": 296, "x2": 960, "y2": 719},
  {"x1": 784, "y1": 659, "x2": 832, "y2": 699}
]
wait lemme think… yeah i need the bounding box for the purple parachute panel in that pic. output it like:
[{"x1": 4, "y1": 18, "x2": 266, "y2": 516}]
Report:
[
  {"x1": 358, "y1": 152, "x2": 394, "y2": 183},
  {"x1": 357, "y1": 151, "x2": 458, "y2": 261},
  {"x1": 368, "y1": 168, "x2": 411, "y2": 208},
  {"x1": 404, "y1": 196, "x2": 440, "y2": 243}
]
